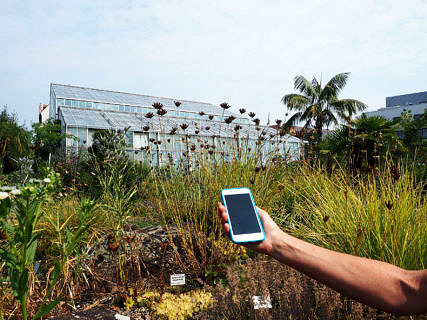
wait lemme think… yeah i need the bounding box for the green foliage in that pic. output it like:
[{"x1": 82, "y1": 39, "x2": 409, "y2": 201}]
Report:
[
  {"x1": 321, "y1": 114, "x2": 401, "y2": 173},
  {"x1": 32, "y1": 120, "x2": 69, "y2": 163},
  {"x1": 279, "y1": 164, "x2": 426, "y2": 270},
  {"x1": 0, "y1": 106, "x2": 31, "y2": 174},
  {"x1": 0, "y1": 172, "x2": 94, "y2": 319}
]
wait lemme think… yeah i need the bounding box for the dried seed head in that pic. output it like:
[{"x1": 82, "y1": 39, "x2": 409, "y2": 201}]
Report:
[
  {"x1": 174, "y1": 101, "x2": 181, "y2": 107},
  {"x1": 199, "y1": 111, "x2": 205, "y2": 116},
  {"x1": 180, "y1": 123, "x2": 189, "y2": 130},
  {"x1": 254, "y1": 166, "x2": 261, "y2": 173},
  {"x1": 220, "y1": 102, "x2": 231, "y2": 109},
  {"x1": 208, "y1": 115, "x2": 214, "y2": 120},
  {"x1": 195, "y1": 130, "x2": 200, "y2": 134},
  {"x1": 234, "y1": 125, "x2": 242, "y2": 131},
  {"x1": 323, "y1": 215, "x2": 330, "y2": 223},
  {"x1": 386, "y1": 200, "x2": 393, "y2": 211},
  {"x1": 275, "y1": 119, "x2": 282, "y2": 126},
  {"x1": 152, "y1": 102, "x2": 163, "y2": 109},
  {"x1": 149, "y1": 138, "x2": 155, "y2": 142},
  {"x1": 224, "y1": 116, "x2": 236, "y2": 124},
  {"x1": 157, "y1": 108, "x2": 167, "y2": 116},
  {"x1": 208, "y1": 150, "x2": 214, "y2": 155},
  {"x1": 248, "y1": 112, "x2": 256, "y2": 118},
  {"x1": 143, "y1": 126, "x2": 150, "y2": 131},
  {"x1": 205, "y1": 126, "x2": 211, "y2": 130},
  {"x1": 190, "y1": 145, "x2": 196, "y2": 151},
  {"x1": 145, "y1": 112, "x2": 154, "y2": 119},
  {"x1": 253, "y1": 118, "x2": 261, "y2": 125},
  {"x1": 239, "y1": 108, "x2": 246, "y2": 114}
]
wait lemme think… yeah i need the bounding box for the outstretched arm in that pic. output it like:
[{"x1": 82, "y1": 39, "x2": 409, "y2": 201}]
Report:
[{"x1": 217, "y1": 203, "x2": 427, "y2": 315}]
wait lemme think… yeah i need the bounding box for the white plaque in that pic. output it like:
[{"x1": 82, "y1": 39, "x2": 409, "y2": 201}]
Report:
[
  {"x1": 170, "y1": 274, "x2": 186, "y2": 286},
  {"x1": 252, "y1": 295, "x2": 272, "y2": 309}
]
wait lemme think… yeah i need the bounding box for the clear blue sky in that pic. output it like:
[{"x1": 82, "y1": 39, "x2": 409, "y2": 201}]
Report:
[{"x1": 1, "y1": 0, "x2": 427, "y2": 127}]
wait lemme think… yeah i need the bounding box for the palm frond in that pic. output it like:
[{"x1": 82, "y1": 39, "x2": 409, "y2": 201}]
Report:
[
  {"x1": 294, "y1": 75, "x2": 315, "y2": 98},
  {"x1": 283, "y1": 112, "x2": 302, "y2": 129},
  {"x1": 320, "y1": 72, "x2": 350, "y2": 101},
  {"x1": 281, "y1": 94, "x2": 309, "y2": 110}
]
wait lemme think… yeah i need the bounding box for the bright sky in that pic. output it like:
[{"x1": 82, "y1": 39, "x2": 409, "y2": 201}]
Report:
[{"x1": 1, "y1": 0, "x2": 427, "y2": 127}]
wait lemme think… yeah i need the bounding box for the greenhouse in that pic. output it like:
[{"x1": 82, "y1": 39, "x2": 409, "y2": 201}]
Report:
[{"x1": 50, "y1": 83, "x2": 302, "y2": 165}]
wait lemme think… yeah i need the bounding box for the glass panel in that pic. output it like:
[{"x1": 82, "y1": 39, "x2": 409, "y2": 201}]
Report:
[
  {"x1": 125, "y1": 105, "x2": 131, "y2": 112},
  {"x1": 77, "y1": 127, "x2": 87, "y2": 145},
  {"x1": 79, "y1": 101, "x2": 85, "y2": 108},
  {"x1": 125, "y1": 131, "x2": 133, "y2": 148},
  {"x1": 119, "y1": 105, "x2": 125, "y2": 111},
  {"x1": 72, "y1": 100, "x2": 78, "y2": 107},
  {"x1": 65, "y1": 99, "x2": 71, "y2": 106},
  {"x1": 86, "y1": 101, "x2": 92, "y2": 108},
  {"x1": 57, "y1": 99, "x2": 65, "y2": 106}
]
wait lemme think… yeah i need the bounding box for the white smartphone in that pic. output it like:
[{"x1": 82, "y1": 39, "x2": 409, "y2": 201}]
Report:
[{"x1": 221, "y1": 188, "x2": 265, "y2": 243}]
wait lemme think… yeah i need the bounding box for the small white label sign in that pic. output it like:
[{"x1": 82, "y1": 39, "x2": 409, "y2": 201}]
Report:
[
  {"x1": 170, "y1": 274, "x2": 185, "y2": 286},
  {"x1": 252, "y1": 295, "x2": 272, "y2": 309}
]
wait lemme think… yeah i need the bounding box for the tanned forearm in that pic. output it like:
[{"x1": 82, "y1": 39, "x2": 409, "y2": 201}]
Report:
[{"x1": 270, "y1": 230, "x2": 427, "y2": 315}]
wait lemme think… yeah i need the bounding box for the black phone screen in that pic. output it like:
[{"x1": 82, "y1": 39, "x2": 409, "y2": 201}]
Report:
[{"x1": 224, "y1": 193, "x2": 261, "y2": 235}]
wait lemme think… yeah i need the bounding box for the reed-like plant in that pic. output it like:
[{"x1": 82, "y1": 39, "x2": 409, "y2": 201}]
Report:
[{"x1": 279, "y1": 164, "x2": 426, "y2": 270}]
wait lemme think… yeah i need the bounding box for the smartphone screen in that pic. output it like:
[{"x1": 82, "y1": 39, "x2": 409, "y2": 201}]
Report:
[{"x1": 224, "y1": 193, "x2": 261, "y2": 235}]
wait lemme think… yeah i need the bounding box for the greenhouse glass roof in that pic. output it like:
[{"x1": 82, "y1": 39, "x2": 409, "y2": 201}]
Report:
[{"x1": 52, "y1": 83, "x2": 237, "y2": 117}]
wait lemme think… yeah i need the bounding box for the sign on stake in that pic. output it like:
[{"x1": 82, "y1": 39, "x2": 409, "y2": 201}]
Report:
[
  {"x1": 252, "y1": 295, "x2": 272, "y2": 309},
  {"x1": 170, "y1": 274, "x2": 186, "y2": 286}
]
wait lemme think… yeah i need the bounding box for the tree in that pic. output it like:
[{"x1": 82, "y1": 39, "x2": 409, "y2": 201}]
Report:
[
  {"x1": 0, "y1": 106, "x2": 31, "y2": 174},
  {"x1": 32, "y1": 119, "x2": 67, "y2": 163},
  {"x1": 282, "y1": 73, "x2": 366, "y2": 158},
  {"x1": 323, "y1": 114, "x2": 400, "y2": 173}
]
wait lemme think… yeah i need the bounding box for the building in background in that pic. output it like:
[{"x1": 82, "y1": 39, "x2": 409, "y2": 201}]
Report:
[
  {"x1": 39, "y1": 103, "x2": 49, "y2": 123},
  {"x1": 48, "y1": 83, "x2": 302, "y2": 165},
  {"x1": 364, "y1": 91, "x2": 427, "y2": 139}
]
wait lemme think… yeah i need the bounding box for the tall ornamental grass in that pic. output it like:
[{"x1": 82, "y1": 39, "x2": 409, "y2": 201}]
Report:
[{"x1": 279, "y1": 164, "x2": 426, "y2": 270}]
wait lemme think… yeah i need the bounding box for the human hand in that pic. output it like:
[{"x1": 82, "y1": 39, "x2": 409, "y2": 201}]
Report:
[{"x1": 217, "y1": 202, "x2": 283, "y2": 256}]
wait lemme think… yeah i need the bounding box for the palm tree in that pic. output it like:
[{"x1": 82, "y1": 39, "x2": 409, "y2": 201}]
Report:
[
  {"x1": 325, "y1": 114, "x2": 400, "y2": 173},
  {"x1": 281, "y1": 72, "x2": 366, "y2": 157}
]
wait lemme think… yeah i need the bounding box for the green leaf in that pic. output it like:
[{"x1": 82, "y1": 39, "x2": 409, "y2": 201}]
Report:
[
  {"x1": 25, "y1": 238, "x2": 37, "y2": 265},
  {"x1": 32, "y1": 296, "x2": 61, "y2": 320}
]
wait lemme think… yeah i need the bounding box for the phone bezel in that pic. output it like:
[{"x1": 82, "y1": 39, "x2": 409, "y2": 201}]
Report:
[{"x1": 221, "y1": 187, "x2": 265, "y2": 243}]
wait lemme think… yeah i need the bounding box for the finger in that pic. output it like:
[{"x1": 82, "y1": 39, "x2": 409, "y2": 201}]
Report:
[{"x1": 223, "y1": 222, "x2": 230, "y2": 233}]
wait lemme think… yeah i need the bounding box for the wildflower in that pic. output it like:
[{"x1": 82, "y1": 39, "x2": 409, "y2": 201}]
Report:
[
  {"x1": 239, "y1": 108, "x2": 246, "y2": 114},
  {"x1": 125, "y1": 297, "x2": 135, "y2": 310},
  {"x1": 220, "y1": 102, "x2": 230, "y2": 109},
  {"x1": 152, "y1": 102, "x2": 163, "y2": 109},
  {"x1": 0, "y1": 192, "x2": 9, "y2": 200},
  {"x1": 145, "y1": 112, "x2": 154, "y2": 119},
  {"x1": 10, "y1": 189, "x2": 21, "y2": 196},
  {"x1": 174, "y1": 101, "x2": 181, "y2": 107},
  {"x1": 208, "y1": 115, "x2": 214, "y2": 120},
  {"x1": 43, "y1": 178, "x2": 51, "y2": 183}
]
